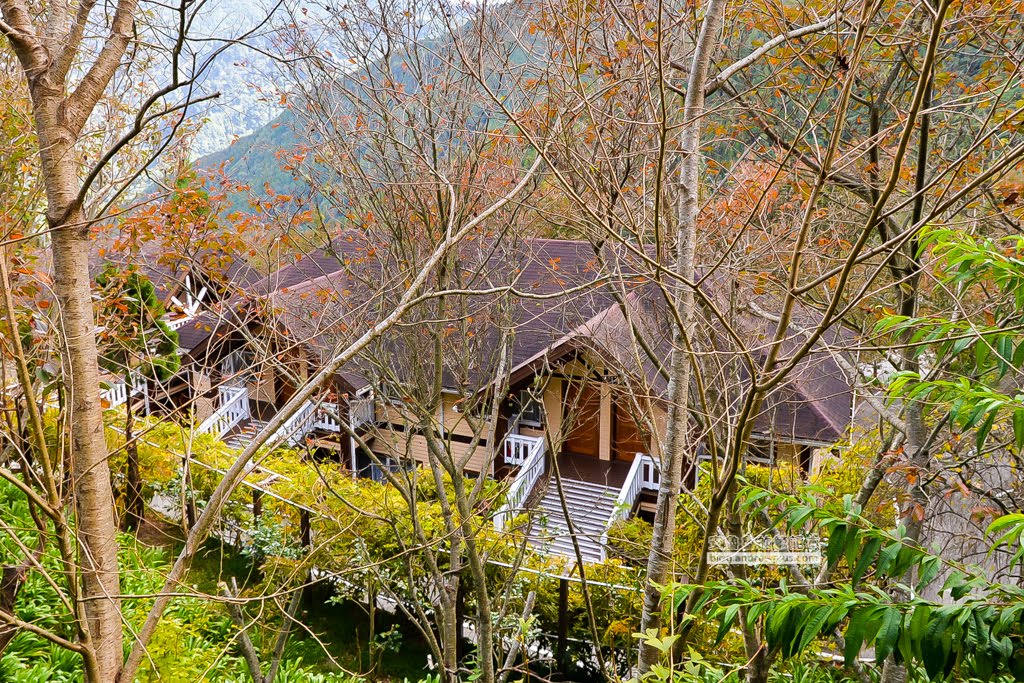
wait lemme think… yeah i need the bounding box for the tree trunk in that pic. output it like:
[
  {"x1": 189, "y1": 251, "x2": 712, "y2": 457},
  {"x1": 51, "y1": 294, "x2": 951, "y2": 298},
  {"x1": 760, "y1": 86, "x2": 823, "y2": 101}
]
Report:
[
  {"x1": 123, "y1": 390, "x2": 144, "y2": 531},
  {"x1": 881, "y1": 16, "x2": 934, "y2": 682},
  {"x1": 300, "y1": 510, "x2": 312, "y2": 610},
  {"x1": 52, "y1": 207, "x2": 123, "y2": 681},
  {"x1": 32, "y1": 84, "x2": 124, "y2": 679},
  {"x1": 637, "y1": 0, "x2": 727, "y2": 673},
  {"x1": 9, "y1": 49, "x2": 129, "y2": 675},
  {"x1": 455, "y1": 573, "x2": 466, "y2": 661},
  {"x1": 880, "y1": 314, "x2": 928, "y2": 683},
  {"x1": 0, "y1": 565, "x2": 28, "y2": 654},
  {"x1": 449, "y1": 473, "x2": 496, "y2": 683}
]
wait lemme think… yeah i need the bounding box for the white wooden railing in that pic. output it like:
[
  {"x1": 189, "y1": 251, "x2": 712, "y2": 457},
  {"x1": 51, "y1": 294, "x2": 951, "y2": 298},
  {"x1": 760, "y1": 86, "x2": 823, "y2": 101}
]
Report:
[
  {"x1": 103, "y1": 382, "x2": 129, "y2": 410},
  {"x1": 494, "y1": 434, "x2": 545, "y2": 531},
  {"x1": 599, "y1": 453, "x2": 660, "y2": 560},
  {"x1": 102, "y1": 374, "x2": 148, "y2": 412},
  {"x1": 504, "y1": 434, "x2": 538, "y2": 467},
  {"x1": 272, "y1": 400, "x2": 317, "y2": 447},
  {"x1": 197, "y1": 386, "x2": 250, "y2": 439},
  {"x1": 349, "y1": 397, "x2": 375, "y2": 430},
  {"x1": 270, "y1": 397, "x2": 373, "y2": 450},
  {"x1": 220, "y1": 350, "x2": 252, "y2": 386},
  {"x1": 314, "y1": 402, "x2": 343, "y2": 432},
  {"x1": 165, "y1": 315, "x2": 193, "y2": 331}
]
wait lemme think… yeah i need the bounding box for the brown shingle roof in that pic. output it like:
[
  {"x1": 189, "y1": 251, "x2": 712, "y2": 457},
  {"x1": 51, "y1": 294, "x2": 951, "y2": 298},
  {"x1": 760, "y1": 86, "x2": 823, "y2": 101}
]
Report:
[{"x1": 180, "y1": 231, "x2": 858, "y2": 444}]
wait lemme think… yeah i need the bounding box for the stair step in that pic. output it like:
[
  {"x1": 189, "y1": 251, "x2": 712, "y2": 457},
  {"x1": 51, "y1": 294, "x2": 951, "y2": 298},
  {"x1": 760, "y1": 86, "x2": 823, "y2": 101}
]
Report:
[
  {"x1": 519, "y1": 476, "x2": 622, "y2": 564},
  {"x1": 540, "y1": 494, "x2": 616, "y2": 508},
  {"x1": 223, "y1": 419, "x2": 270, "y2": 449},
  {"x1": 530, "y1": 535, "x2": 605, "y2": 563}
]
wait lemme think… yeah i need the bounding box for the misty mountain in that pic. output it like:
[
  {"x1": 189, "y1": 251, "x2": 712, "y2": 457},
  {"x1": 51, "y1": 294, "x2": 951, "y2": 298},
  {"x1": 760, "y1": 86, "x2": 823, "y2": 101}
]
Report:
[
  {"x1": 194, "y1": 4, "x2": 538, "y2": 206},
  {"x1": 177, "y1": 0, "x2": 290, "y2": 157}
]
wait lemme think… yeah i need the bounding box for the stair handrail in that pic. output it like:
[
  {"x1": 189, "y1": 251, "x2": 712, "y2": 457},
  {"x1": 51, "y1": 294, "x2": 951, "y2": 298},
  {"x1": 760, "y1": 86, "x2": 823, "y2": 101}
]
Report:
[
  {"x1": 197, "y1": 386, "x2": 250, "y2": 439},
  {"x1": 271, "y1": 399, "x2": 317, "y2": 447},
  {"x1": 493, "y1": 435, "x2": 545, "y2": 532},
  {"x1": 599, "y1": 452, "x2": 655, "y2": 561}
]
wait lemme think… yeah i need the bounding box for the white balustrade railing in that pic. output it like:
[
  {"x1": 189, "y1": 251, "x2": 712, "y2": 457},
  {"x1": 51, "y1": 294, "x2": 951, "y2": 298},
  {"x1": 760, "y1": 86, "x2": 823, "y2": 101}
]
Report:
[
  {"x1": 165, "y1": 315, "x2": 193, "y2": 331},
  {"x1": 270, "y1": 397, "x2": 373, "y2": 449},
  {"x1": 349, "y1": 397, "x2": 375, "y2": 429},
  {"x1": 103, "y1": 382, "x2": 128, "y2": 410},
  {"x1": 314, "y1": 402, "x2": 342, "y2": 432},
  {"x1": 493, "y1": 435, "x2": 545, "y2": 531},
  {"x1": 600, "y1": 453, "x2": 659, "y2": 560},
  {"x1": 102, "y1": 374, "x2": 147, "y2": 412},
  {"x1": 197, "y1": 386, "x2": 250, "y2": 439},
  {"x1": 220, "y1": 350, "x2": 252, "y2": 386},
  {"x1": 640, "y1": 453, "x2": 661, "y2": 489},
  {"x1": 504, "y1": 434, "x2": 537, "y2": 467},
  {"x1": 272, "y1": 400, "x2": 317, "y2": 447}
]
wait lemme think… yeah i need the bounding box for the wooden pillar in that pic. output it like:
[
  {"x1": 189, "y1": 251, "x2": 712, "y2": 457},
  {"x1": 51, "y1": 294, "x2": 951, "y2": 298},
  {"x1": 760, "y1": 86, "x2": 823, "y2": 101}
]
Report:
[
  {"x1": 599, "y1": 383, "x2": 612, "y2": 461},
  {"x1": 543, "y1": 377, "x2": 563, "y2": 447},
  {"x1": 300, "y1": 510, "x2": 311, "y2": 549},
  {"x1": 556, "y1": 577, "x2": 569, "y2": 674},
  {"x1": 252, "y1": 489, "x2": 263, "y2": 524},
  {"x1": 300, "y1": 510, "x2": 312, "y2": 609}
]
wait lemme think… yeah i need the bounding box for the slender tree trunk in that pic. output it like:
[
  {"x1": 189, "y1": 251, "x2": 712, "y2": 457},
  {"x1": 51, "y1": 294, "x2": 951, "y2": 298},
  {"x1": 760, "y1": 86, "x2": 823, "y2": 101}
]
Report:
[
  {"x1": 557, "y1": 577, "x2": 569, "y2": 675},
  {"x1": 0, "y1": 565, "x2": 28, "y2": 654},
  {"x1": 728, "y1": 505, "x2": 769, "y2": 683},
  {"x1": 455, "y1": 574, "x2": 466, "y2": 660},
  {"x1": 367, "y1": 581, "x2": 377, "y2": 673},
  {"x1": 123, "y1": 389, "x2": 144, "y2": 531},
  {"x1": 55, "y1": 220, "x2": 123, "y2": 679},
  {"x1": 2, "y1": 29, "x2": 134, "y2": 670},
  {"x1": 881, "y1": 15, "x2": 934, "y2": 682},
  {"x1": 47, "y1": 170, "x2": 123, "y2": 679},
  {"x1": 450, "y1": 464, "x2": 496, "y2": 683},
  {"x1": 637, "y1": 0, "x2": 727, "y2": 672},
  {"x1": 879, "y1": 299, "x2": 927, "y2": 683}
]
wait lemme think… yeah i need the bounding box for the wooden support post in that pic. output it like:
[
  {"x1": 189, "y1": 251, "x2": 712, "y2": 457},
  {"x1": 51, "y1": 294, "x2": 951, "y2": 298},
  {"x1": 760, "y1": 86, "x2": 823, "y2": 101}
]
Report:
[
  {"x1": 300, "y1": 510, "x2": 311, "y2": 548},
  {"x1": 557, "y1": 576, "x2": 569, "y2": 674},
  {"x1": 599, "y1": 383, "x2": 612, "y2": 461},
  {"x1": 252, "y1": 489, "x2": 263, "y2": 524},
  {"x1": 300, "y1": 510, "x2": 312, "y2": 609}
]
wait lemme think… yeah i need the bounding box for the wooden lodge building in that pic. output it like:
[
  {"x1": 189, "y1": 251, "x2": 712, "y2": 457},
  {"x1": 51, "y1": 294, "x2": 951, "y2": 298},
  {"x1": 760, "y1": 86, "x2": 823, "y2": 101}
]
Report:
[{"x1": 126, "y1": 234, "x2": 857, "y2": 563}]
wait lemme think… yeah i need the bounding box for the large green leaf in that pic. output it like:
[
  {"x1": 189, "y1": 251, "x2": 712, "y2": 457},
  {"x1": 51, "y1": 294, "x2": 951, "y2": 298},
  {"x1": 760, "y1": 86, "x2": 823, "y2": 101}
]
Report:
[{"x1": 874, "y1": 606, "x2": 902, "y2": 664}]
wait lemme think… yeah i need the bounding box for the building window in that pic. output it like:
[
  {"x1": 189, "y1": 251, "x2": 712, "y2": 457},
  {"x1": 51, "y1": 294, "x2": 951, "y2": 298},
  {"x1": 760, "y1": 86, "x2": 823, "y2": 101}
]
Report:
[
  {"x1": 222, "y1": 348, "x2": 255, "y2": 383},
  {"x1": 517, "y1": 390, "x2": 542, "y2": 427},
  {"x1": 369, "y1": 456, "x2": 409, "y2": 482}
]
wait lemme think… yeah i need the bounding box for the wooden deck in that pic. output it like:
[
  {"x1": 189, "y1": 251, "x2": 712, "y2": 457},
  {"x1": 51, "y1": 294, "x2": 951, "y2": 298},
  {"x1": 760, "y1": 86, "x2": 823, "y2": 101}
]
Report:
[{"x1": 555, "y1": 452, "x2": 631, "y2": 489}]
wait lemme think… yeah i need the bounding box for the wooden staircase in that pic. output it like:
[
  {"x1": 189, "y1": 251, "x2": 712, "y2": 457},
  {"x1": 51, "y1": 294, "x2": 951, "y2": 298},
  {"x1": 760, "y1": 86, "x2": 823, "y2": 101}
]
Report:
[
  {"x1": 223, "y1": 419, "x2": 270, "y2": 450},
  {"x1": 528, "y1": 478, "x2": 619, "y2": 564}
]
